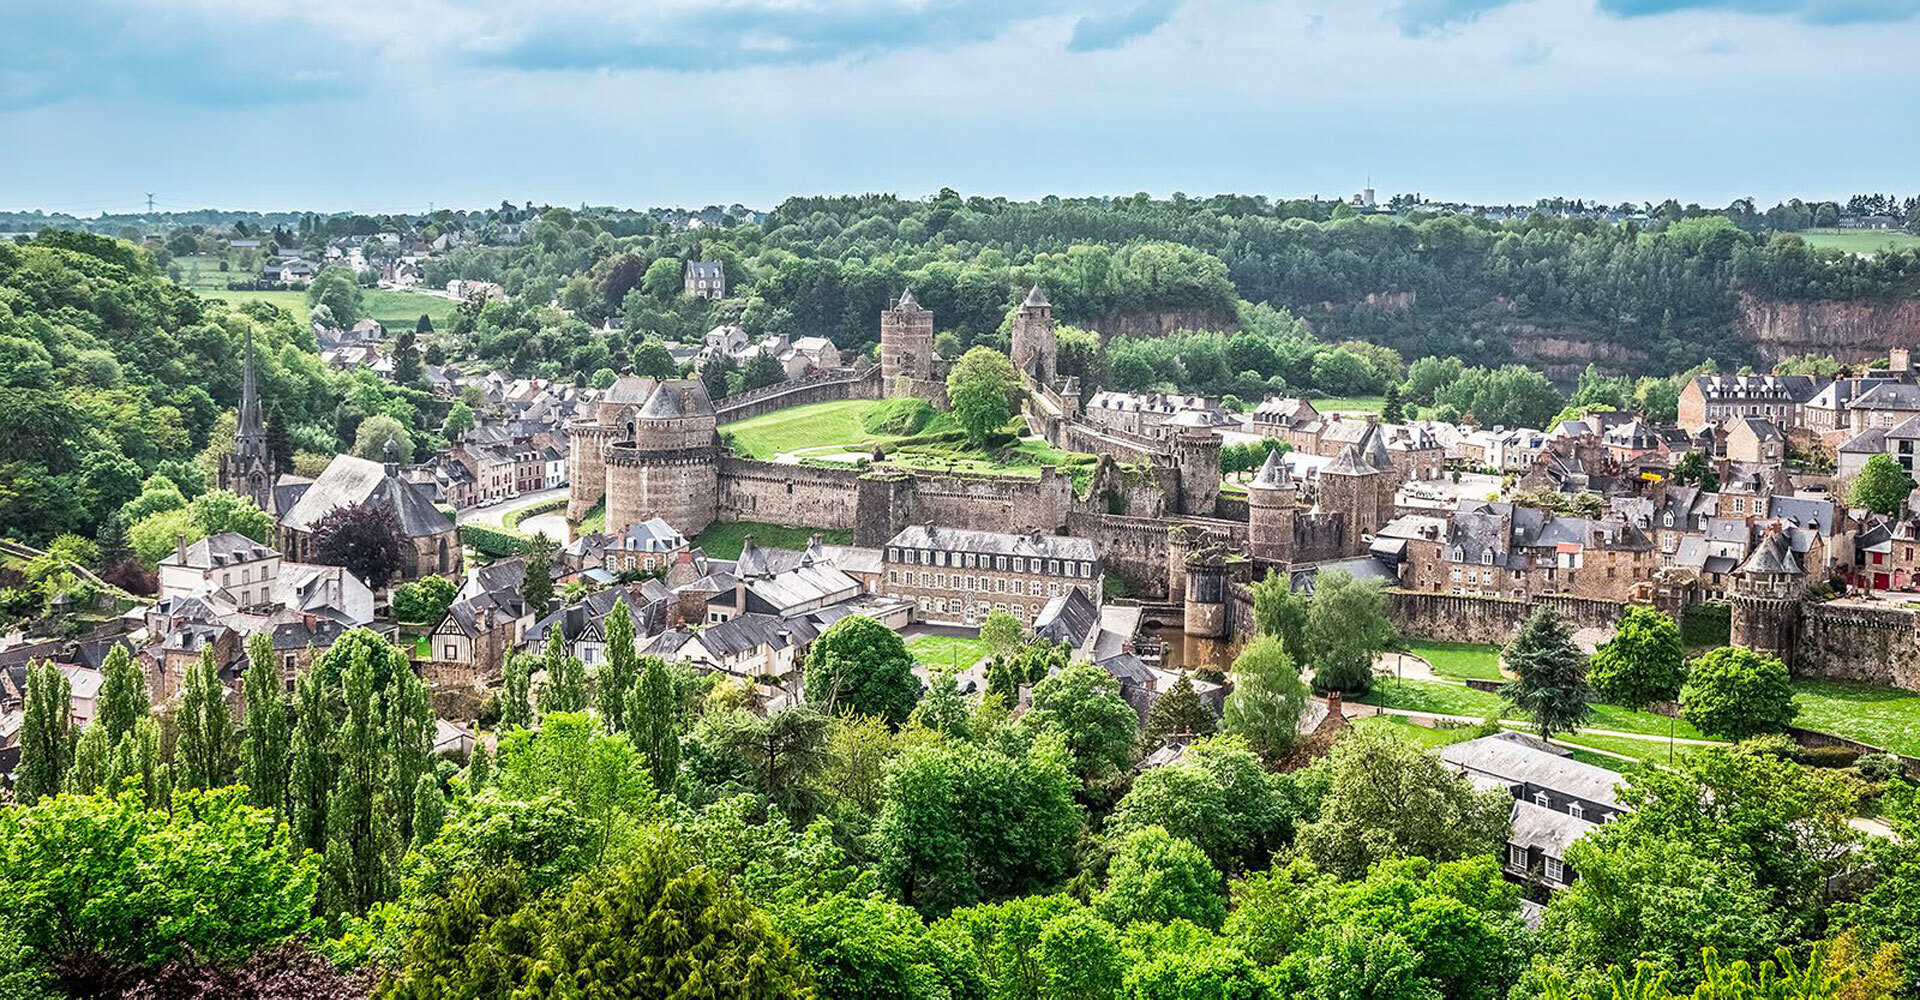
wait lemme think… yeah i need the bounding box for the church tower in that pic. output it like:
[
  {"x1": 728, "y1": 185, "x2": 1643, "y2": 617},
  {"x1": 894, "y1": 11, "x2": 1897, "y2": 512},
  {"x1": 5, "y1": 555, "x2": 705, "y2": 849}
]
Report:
[
  {"x1": 1010, "y1": 285, "x2": 1057, "y2": 386},
  {"x1": 220, "y1": 329, "x2": 276, "y2": 512}
]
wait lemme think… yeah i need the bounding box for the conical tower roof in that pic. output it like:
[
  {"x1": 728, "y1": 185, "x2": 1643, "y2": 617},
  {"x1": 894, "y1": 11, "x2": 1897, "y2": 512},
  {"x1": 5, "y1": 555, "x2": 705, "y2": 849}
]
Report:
[
  {"x1": 896, "y1": 286, "x2": 922, "y2": 311},
  {"x1": 1251, "y1": 448, "x2": 1293, "y2": 489},
  {"x1": 1023, "y1": 284, "x2": 1049, "y2": 308},
  {"x1": 1321, "y1": 443, "x2": 1379, "y2": 477}
]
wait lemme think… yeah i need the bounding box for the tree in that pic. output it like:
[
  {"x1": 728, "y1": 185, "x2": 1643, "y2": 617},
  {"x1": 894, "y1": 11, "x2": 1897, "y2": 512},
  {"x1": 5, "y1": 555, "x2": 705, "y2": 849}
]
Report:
[
  {"x1": 501, "y1": 651, "x2": 534, "y2": 730},
  {"x1": 537, "y1": 629, "x2": 589, "y2": 715},
  {"x1": 384, "y1": 662, "x2": 436, "y2": 847},
  {"x1": 175, "y1": 645, "x2": 236, "y2": 792},
  {"x1": 306, "y1": 265, "x2": 364, "y2": 325},
  {"x1": 412, "y1": 773, "x2": 446, "y2": 848},
  {"x1": 307, "y1": 501, "x2": 406, "y2": 587},
  {"x1": 392, "y1": 575, "x2": 458, "y2": 626},
  {"x1": 598, "y1": 597, "x2": 637, "y2": 731},
  {"x1": 440, "y1": 399, "x2": 475, "y2": 440},
  {"x1": 287, "y1": 666, "x2": 334, "y2": 857},
  {"x1": 629, "y1": 655, "x2": 680, "y2": 791},
  {"x1": 978, "y1": 608, "x2": 1024, "y2": 662},
  {"x1": 320, "y1": 647, "x2": 400, "y2": 923},
  {"x1": 16, "y1": 660, "x2": 74, "y2": 806},
  {"x1": 1381, "y1": 381, "x2": 1405, "y2": 423},
  {"x1": 184, "y1": 489, "x2": 273, "y2": 542},
  {"x1": 1019, "y1": 660, "x2": 1138, "y2": 785},
  {"x1": 804, "y1": 615, "x2": 921, "y2": 724},
  {"x1": 1680, "y1": 647, "x2": 1797, "y2": 740},
  {"x1": 522, "y1": 532, "x2": 555, "y2": 615},
  {"x1": 393, "y1": 328, "x2": 425, "y2": 388},
  {"x1": 946, "y1": 347, "x2": 1022, "y2": 445},
  {"x1": 1671, "y1": 450, "x2": 1720, "y2": 492},
  {"x1": 1851, "y1": 452, "x2": 1916, "y2": 516},
  {"x1": 94, "y1": 642, "x2": 148, "y2": 744},
  {"x1": 702, "y1": 351, "x2": 739, "y2": 400},
  {"x1": 641, "y1": 256, "x2": 683, "y2": 300},
  {"x1": 1108, "y1": 736, "x2": 1295, "y2": 874},
  {"x1": 1501, "y1": 605, "x2": 1594, "y2": 738},
  {"x1": 1221, "y1": 634, "x2": 1311, "y2": 763},
  {"x1": 1145, "y1": 673, "x2": 1217, "y2": 744},
  {"x1": 1589, "y1": 606, "x2": 1686, "y2": 710},
  {"x1": 742, "y1": 350, "x2": 786, "y2": 392},
  {"x1": 1296, "y1": 725, "x2": 1512, "y2": 880},
  {"x1": 351, "y1": 413, "x2": 414, "y2": 465},
  {"x1": 986, "y1": 638, "x2": 1068, "y2": 703},
  {"x1": 0, "y1": 788, "x2": 318, "y2": 990},
  {"x1": 1251, "y1": 568, "x2": 1310, "y2": 658},
  {"x1": 1305, "y1": 569, "x2": 1395, "y2": 694},
  {"x1": 709, "y1": 707, "x2": 830, "y2": 817},
  {"x1": 239, "y1": 633, "x2": 292, "y2": 817},
  {"x1": 630, "y1": 340, "x2": 678, "y2": 379},
  {"x1": 780, "y1": 892, "x2": 978, "y2": 1000},
  {"x1": 1097, "y1": 825, "x2": 1226, "y2": 929}
]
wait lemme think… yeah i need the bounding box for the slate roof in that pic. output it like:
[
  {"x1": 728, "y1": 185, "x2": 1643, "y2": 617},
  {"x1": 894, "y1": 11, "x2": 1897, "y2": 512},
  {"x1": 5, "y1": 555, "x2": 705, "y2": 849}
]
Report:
[
  {"x1": 886, "y1": 526, "x2": 1098, "y2": 562},
  {"x1": 1850, "y1": 382, "x2": 1920, "y2": 413},
  {"x1": 1250, "y1": 448, "x2": 1294, "y2": 488},
  {"x1": 280, "y1": 455, "x2": 453, "y2": 538},
  {"x1": 1510, "y1": 799, "x2": 1599, "y2": 858},
  {"x1": 1840, "y1": 427, "x2": 1889, "y2": 455},
  {"x1": 1023, "y1": 285, "x2": 1049, "y2": 308},
  {"x1": 684, "y1": 261, "x2": 724, "y2": 280},
  {"x1": 1738, "y1": 529, "x2": 1804, "y2": 576},
  {"x1": 1691, "y1": 373, "x2": 1821, "y2": 404},
  {"x1": 1440, "y1": 733, "x2": 1625, "y2": 811},
  {"x1": 1736, "y1": 416, "x2": 1783, "y2": 442},
  {"x1": 1033, "y1": 589, "x2": 1100, "y2": 646},
  {"x1": 162, "y1": 532, "x2": 277, "y2": 570},
  {"x1": 1768, "y1": 494, "x2": 1834, "y2": 535}
]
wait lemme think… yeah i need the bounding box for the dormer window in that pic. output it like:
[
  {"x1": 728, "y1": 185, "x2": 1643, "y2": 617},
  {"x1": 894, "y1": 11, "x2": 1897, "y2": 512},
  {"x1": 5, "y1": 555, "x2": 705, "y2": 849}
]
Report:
[
  {"x1": 1482, "y1": 550, "x2": 1494, "y2": 566},
  {"x1": 1451, "y1": 546, "x2": 1464, "y2": 562},
  {"x1": 1663, "y1": 513, "x2": 1674, "y2": 527}
]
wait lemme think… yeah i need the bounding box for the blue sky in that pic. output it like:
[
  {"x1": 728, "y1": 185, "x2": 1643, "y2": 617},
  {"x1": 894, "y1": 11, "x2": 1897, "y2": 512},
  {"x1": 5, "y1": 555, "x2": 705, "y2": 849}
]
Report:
[{"x1": 2, "y1": 0, "x2": 1916, "y2": 214}]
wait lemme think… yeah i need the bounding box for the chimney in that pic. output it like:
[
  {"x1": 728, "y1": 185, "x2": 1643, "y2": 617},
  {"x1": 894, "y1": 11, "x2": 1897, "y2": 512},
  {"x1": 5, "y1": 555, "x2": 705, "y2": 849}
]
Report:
[
  {"x1": 175, "y1": 534, "x2": 188, "y2": 566},
  {"x1": 1365, "y1": 412, "x2": 1378, "y2": 427},
  {"x1": 734, "y1": 577, "x2": 747, "y2": 617},
  {"x1": 1326, "y1": 689, "x2": 1343, "y2": 719}
]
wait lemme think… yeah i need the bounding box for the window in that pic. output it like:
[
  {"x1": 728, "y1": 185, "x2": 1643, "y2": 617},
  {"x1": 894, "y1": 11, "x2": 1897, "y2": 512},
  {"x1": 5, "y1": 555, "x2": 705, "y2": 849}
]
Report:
[
  {"x1": 1048, "y1": 559, "x2": 1059, "y2": 575},
  {"x1": 1508, "y1": 843, "x2": 1528, "y2": 869},
  {"x1": 1535, "y1": 791, "x2": 1550, "y2": 807},
  {"x1": 1544, "y1": 857, "x2": 1566, "y2": 884},
  {"x1": 444, "y1": 644, "x2": 457, "y2": 660},
  {"x1": 996, "y1": 556, "x2": 1007, "y2": 570},
  {"x1": 1568, "y1": 802, "x2": 1584, "y2": 820}
]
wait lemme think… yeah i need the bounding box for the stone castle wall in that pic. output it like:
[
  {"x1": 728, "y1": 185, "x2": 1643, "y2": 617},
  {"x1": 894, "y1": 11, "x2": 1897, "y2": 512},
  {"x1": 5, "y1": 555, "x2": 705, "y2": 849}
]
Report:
[
  {"x1": 715, "y1": 458, "x2": 865, "y2": 532},
  {"x1": 714, "y1": 366, "x2": 881, "y2": 424},
  {"x1": 606, "y1": 444, "x2": 719, "y2": 538},
  {"x1": 712, "y1": 458, "x2": 1076, "y2": 549},
  {"x1": 1795, "y1": 601, "x2": 1920, "y2": 690},
  {"x1": 1386, "y1": 589, "x2": 1627, "y2": 645}
]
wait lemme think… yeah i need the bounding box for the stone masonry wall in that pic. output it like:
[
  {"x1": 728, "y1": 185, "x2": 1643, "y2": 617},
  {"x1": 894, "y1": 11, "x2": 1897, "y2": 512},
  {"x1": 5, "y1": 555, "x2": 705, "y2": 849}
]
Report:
[
  {"x1": 712, "y1": 367, "x2": 881, "y2": 424},
  {"x1": 1387, "y1": 589, "x2": 1627, "y2": 644},
  {"x1": 1795, "y1": 601, "x2": 1920, "y2": 690},
  {"x1": 715, "y1": 458, "x2": 864, "y2": 531}
]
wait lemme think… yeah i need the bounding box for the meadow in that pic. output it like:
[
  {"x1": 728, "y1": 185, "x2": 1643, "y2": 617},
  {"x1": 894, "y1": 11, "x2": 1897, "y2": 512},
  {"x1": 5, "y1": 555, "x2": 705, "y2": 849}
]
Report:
[{"x1": 1796, "y1": 228, "x2": 1920, "y2": 254}]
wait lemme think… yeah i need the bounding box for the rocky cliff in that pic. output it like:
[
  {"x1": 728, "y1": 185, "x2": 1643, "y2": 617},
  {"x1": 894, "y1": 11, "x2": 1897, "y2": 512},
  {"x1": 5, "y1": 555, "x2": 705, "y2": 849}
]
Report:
[
  {"x1": 1738, "y1": 293, "x2": 1920, "y2": 363},
  {"x1": 1089, "y1": 306, "x2": 1239, "y2": 341}
]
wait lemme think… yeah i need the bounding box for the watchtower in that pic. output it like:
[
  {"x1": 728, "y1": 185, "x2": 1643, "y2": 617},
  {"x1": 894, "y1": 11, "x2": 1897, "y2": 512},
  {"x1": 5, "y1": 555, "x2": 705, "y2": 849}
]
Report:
[
  {"x1": 880, "y1": 288, "x2": 937, "y2": 400},
  {"x1": 1010, "y1": 285, "x2": 1057, "y2": 386}
]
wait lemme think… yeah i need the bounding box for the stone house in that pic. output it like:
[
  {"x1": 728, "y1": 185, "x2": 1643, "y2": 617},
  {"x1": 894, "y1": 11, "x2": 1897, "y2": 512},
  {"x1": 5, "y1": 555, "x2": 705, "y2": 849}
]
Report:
[
  {"x1": 882, "y1": 525, "x2": 1102, "y2": 626},
  {"x1": 1441, "y1": 733, "x2": 1628, "y2": 891},
  {"x1": 1724, "y1": 416, "x2": 1786, "y2": 466},
  {"x1": 1391, "y1": 501, "x2": 1655, "y2": 602},
  {"x1": 683, "y1": 261, "x2": 726, "y2": 300},
  {"x1": 157, "y1": 533, "x2": 281, "y2": 604},
  {"x1": 1677, "y1": 373, "x2": 1822, "y2": 429}
]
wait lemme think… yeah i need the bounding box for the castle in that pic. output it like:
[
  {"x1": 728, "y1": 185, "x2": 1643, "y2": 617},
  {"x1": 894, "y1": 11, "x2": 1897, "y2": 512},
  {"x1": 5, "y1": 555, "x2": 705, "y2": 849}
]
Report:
[{"x1": 567, "y1": 377, "x2": 720, "y2": 535}]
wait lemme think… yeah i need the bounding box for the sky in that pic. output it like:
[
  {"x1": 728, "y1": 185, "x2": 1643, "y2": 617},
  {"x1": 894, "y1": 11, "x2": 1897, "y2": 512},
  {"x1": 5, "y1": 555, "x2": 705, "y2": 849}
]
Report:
[{"x1": 2, "y1": 0, "x2": 1917, "y2": 215}]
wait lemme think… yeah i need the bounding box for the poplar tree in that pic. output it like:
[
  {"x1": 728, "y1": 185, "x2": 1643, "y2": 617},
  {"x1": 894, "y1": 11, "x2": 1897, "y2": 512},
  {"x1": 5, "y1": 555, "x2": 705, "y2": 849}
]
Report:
[
  {"x1": 15, "y1": 660, "x2": 74, "y2": 805},
  {"x1": 239, "y1": 633, "x2": 292, "y2": 816},
  {"x1": 500, "y1": 651, "x2": 534, "y2": 730},
  {"x1": 321, "y1": 648, "x2": 400, "y2": 922},
  {"x1": 628, "y1": 655, "x2": 679, "y2": 791},
  {"x1": 597, "y1": 598, "x2": 637, "y2": 731},
  {"x1": 175, "y1": 645, "x2": 237, "y2": 791},
  {"x1": 289, "y1": 667, "x2": 336, "y2": 856},
  {"x1": 466, "y1": 740, "x2": 492, "y2": 791},
  {"x1": 384, "y1": 664, "x2": 434, "y2": 845},
  {"x1": 94, "y1": 642, "x2": 148, "y2": 743},
  {"x1": 412, "y1": 772, "x2": 446, "y2": 847},
  {"x1": 110, "y1": 716, "x2": 163, "y2": 805},
  {"x1": 537, "y1": 630, "x2": 588, "y2": 715},
  {"x1": 65, "y1": 722, "x2": 110, "y2": 795}
]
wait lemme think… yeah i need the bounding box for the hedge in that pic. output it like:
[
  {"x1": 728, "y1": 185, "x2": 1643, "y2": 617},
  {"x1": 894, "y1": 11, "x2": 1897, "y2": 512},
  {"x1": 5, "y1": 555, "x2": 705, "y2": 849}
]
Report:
[{"x1": 460, "y1": 524, "x2": 529, "y2": 559}]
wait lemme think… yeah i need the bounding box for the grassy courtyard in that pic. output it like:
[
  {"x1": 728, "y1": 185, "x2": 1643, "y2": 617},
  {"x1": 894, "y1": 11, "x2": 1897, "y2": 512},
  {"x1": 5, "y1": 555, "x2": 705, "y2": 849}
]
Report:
[
  {"x1": 1404, "y1": 639, "x2": 1504, "y2": 681},
  {"x1": 692, "y1": 521, "x2": 852, "y2": 559},
  {"x1": 719, "y1": 398, "x2": 1098, "y2": 486},
  {"x1": 722, "y1": 400, "x2": 911, "y2": 460},
  {"x1": 1791, "y1": 679, "x2": 1920, "y2": 756},
  {"x1": 907, "y1": 634, "x2": 991, "y2": 671}
]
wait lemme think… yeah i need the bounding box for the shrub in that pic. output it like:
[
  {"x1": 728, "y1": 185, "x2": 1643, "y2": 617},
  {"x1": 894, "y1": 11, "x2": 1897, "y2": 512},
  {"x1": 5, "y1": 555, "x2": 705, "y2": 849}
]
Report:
[
  {"x1": 1793, "y1": 745, "x2": 1860, "y2": 769},
  {"x1": 1857, "y1": 752, "x2": 1908, "y2": 783}
]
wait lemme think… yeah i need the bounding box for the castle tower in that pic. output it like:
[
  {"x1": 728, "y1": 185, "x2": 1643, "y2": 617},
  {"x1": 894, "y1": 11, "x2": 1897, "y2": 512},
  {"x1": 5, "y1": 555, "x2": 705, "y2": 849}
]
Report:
[
  {"x1": 219, "y1": 328, "x2": 275, "y2": 512},
  {"x1": 1246, "y1": 449, "x2": 1297, "y2": 565},
  {"x1": 1168, "y1": 414, "x2": 1223, "y2": 517},
  {"x1": 1730, "y1": 527, "x2": 1802, "y2": 664},
  {"x1": 598, "y1": 378, "x2": 720, "y2": 538},
  {"x1": 1010, "y1": 285, "x2": 1057, "y2": 386},
  {"x1": 1317, "y1": 444, "x2": 1384, "y2": 555},
  {"x1": 880, "y1": 288, "x2": 936, "y2": 400}
]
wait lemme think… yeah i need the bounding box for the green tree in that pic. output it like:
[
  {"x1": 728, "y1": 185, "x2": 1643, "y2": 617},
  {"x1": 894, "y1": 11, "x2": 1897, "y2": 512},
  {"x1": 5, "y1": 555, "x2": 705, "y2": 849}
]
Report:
[
  {"x1": 702, "y1": 351, "x2": 739, "y2": 401},
  {"x1": 804, "y1": 615, "x2": 921, "y2": 724},
  {"x1": 440, "y1": 399, "x2": 475, "y2": 440},
  {"x1": 287, "y1": 666, "x2": 336, "y2": 857},
  {"x1": 1145, "y1": 673, "x2": 1217, "y2": 744},
  {"x1": 598, "y1": 597, "x2": 638, "y2": 732},
  {"x1": 412, "y1": 772, "x2": 446, "y2": 848},
  {"x1": 707, "y1": 707, "x2": 830, "y2": 818},
  {"x1": 780, "y1": 892, "x2": 980, "y2": 1000},
  {"x1": 946, "y1": 347, "x2": 1022, "y2": 445},
  {"x1": 986, "y1": 638, "x2": 1069, "y2": 703},
  {"x1": 320, "y1": 647, "x2": 400, "y2": 923},
  {"x1": 94, "y1": 642, "x2": 148, "y2": 744},
  {"x1": 629, "y1": 655, "x2": 681, "y2": 791},
  {"x1": 1251, "y1": 568, "x2": 1310, "y2": 657},
  {"x1": 239, "y1": 632, "x2": 291, "y2": 817},
  {"x1": 1672, "y1": 450, "x2": 1720, "y2": 491},
  {"x1": 1502, "y1": 605, "x2": 1594, "y2": 738},
  {"x1": 1096, "y1": 825, "x2": 1227, "y2": 929},
  {"x1": 1850, "y1": 452, "x2": 1916, "y2": 516},
  {"x1": 307, "y1": 265, "x2": 364, "y2": 324},
  {"x1": 391, "y1": 575, "x2": 457, "y2": 626},
  {"x1": 384, "y1": 661, "x2": 436, "y2": 846},
  {"x1": 1221, "y1": 634, "x2": 1311, "y2": 764},
  {"x1": 1296, "y1": 725, "x2": 1511, "y2": 880},
  {"x1": 522, "y1": 531, "x2": 555, "y2": 615},
  {"x1": 536, "y1": 629, "x2": 588, "y2": 715},
  {"x1": 641, "y1": 256, "x2": 683, "y2": 300},
  {"x1": 501, "y1": 650, "x2": 535, "y2": 730},
  {"x1": 979, "y1": 608, "x2": 1024, "y2": 662},
  {"x1": 352, "y1": 413, "x2": 414, "y2": 465},
  {"x1": 0, "y1": 788, "x2": 318, "y2": 983},
  {"x1": 1680, "y1": 647, "x2": 1798, "y2": 740},
  {"x1": 175, "y1": 645, "x2": 236, "y2": 792},
  {"x1": 631, "y1": 340, "x2": 678, "y2": 380},
  {"x1": 1305, "y1": 569, "x2": 1395, "y2": 695},
  {"x1": 1381, "y1": 381, "x2": 1405, "y2": 423},
  {"x1": 1019, "y1": 660, "x2": 1138, "y2": 785},
  {"x1": 65, "y1": 721, "x2": 110, "y2": 796},
  {"x1": 909, "y1": 671, "x2": 974, "y2": 740},
  {"x1": 742, "y1": 350, "x2": 787, "y2": 392},
  {"x1": 1109, "y1": 736, "x2": 1295, "y2": 874},
  {"x1": 1589, "y1": 606, "x2": 1687, "y2": 710}
]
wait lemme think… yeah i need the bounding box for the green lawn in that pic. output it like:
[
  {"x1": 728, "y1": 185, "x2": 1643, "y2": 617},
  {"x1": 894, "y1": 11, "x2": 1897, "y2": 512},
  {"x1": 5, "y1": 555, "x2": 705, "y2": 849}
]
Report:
[
  {"x1": 1351, "y1": 714, "x2": 1485, "y2": 749},
  {"x1": 1315, "y1": 395, "x2": 1386, "y2": 414},
  {"x1": 722, "y1": 400, "x2": 906, "y2": 459},
  {"x1": 579, "y1": 500, "x2": 606, "y2": 535},
  {"x1": 693, "y1": 521, "x2": 852, "y2": 560},
  {"x1": 1792, "y1": 679, "x2": 1920, "y2": 756},
  {"x1": 1406, "y1": 640, "x2": 1504, "y2": 681},
  {"x1": 720, "y1": 399, "x2": 1098, "y2": 486},
  {"x1": 907, "y1": 634, "x2": 990, "y2": 671},
  {"x1": 1555, "y1": 730, "x2": 1702, "y2": 767},
  {"x1": 1359, "y1": 677, "x2": 1714, "y2": 739},
  {"x1": 1797, "y1": 229, "x2": 1920, "y2": 255}
]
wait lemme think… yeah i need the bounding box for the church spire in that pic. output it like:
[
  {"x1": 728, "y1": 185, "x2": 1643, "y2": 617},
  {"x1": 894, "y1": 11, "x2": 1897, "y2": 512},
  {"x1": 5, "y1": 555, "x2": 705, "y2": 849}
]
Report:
[
  {"x1": 221, "y1": 328, "x2": 276, "y2": 513},
  {"x1": 236, "y1": 328, "x2": 266, "y2": 457}
]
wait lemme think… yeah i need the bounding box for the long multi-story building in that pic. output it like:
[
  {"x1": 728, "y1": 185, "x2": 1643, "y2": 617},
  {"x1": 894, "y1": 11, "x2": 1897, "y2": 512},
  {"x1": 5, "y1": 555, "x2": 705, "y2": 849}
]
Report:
[{"x1": 881, "y1": 525, "x2": 1101, "y2": 626}]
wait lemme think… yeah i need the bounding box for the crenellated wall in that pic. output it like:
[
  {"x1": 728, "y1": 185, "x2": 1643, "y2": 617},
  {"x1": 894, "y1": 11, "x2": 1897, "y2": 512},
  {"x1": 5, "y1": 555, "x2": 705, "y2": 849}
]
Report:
[
  {"x1": 713, "y1": 366, "x2": 882, "y2": 424},
  {"x1": 715, "y1": 457, "x2": 865, "y2": 532}
]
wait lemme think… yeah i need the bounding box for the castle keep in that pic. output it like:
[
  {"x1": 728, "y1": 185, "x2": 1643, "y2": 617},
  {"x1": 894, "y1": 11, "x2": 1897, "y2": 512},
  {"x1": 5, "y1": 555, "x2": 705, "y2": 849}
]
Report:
[{"x1": 568, "y1": 377, "x2": 719, "y2": 536}]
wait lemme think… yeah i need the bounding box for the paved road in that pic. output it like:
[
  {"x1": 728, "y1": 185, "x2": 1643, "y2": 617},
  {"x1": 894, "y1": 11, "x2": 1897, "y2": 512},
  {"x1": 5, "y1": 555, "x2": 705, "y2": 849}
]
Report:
[{"x1": 457, "y1": 487, "x2": 568, "y2": 529}]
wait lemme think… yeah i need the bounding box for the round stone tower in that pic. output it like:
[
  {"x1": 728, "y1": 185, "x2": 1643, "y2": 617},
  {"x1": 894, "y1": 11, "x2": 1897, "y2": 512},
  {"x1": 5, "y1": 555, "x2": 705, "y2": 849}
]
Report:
[
  {"x1": 1246, "y1": 448, "x2": 1297, "y2": 565},
  {"x1": 1183, "y1": 552, "x2": 1230, "y2": 639},
  {"x1": 1010, "y1": 285, "x2": 1057, "y2": 386},
  {"x1": 880, "y1": 288, "x2": 936, "y2": 399},
  {"x1": 602, "y1": 379, "x2": 719, "y2": 538},
  {"x1": 1169, "y1": 416, "x2": 1223, "y2": 517}
]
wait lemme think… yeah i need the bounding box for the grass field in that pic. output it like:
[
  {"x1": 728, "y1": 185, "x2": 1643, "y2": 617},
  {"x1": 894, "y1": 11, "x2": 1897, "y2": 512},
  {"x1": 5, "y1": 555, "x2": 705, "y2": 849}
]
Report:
[
  {"x1": 907, "y1": 634, "x2": 990, "y2": 671},
  {"x1": 1351, "y1": 714, "x2": 1485, "y2": 749},
  {"x1": 693, "y1": 521, "x2": 852, "y2": 559},
  {"x1": 1792, "y1": 679, "x2": 1920, "y2": 756},
  {"x1": 722, "y1": 400, "x2": 900, "y2": 459},
  {"x1": 1315, "y1": 395, "x2": 1386, "y2": 414},
  {"x1": 1359, "y1": 677, "x2": 1714, "y2": 740},
  {"x1": 1405, "y1": 640, "x2": 1504, "y2": 681},
  {"x1": 720, "y1": 398, "x2": 1097, "y2": 485},
  {"x1": 174, "y1": 256, "x2": 458, "y2": 331},
  {"x1": 1797, "y1": 229, "x2": 1920, "y2": 255}
]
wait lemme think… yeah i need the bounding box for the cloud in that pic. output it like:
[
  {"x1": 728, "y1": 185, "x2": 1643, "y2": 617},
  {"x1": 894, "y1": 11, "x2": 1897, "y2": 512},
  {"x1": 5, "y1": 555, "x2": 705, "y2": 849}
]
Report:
[
  {"x1": 1506, "y1": 37, "x2": 1554, "y2": 63},
  {"x1": 1392, "y1": 0, "x2": 1524, "y2": 33},
  {"x1": 1066, "y1": 0, "x2": 1180, "y2": 51},
  {"x1": 1597, "y1": 0, "x2": 1920, "y2": 23}
]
